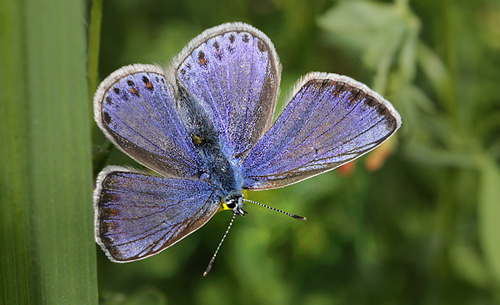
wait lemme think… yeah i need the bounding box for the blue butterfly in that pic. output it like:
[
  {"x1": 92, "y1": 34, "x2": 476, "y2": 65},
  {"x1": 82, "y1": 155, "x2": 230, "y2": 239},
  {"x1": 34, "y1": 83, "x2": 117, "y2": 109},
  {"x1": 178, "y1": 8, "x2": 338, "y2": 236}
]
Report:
[{"x1": 93, "y1": 22, "x2": 401, "y2": 274}]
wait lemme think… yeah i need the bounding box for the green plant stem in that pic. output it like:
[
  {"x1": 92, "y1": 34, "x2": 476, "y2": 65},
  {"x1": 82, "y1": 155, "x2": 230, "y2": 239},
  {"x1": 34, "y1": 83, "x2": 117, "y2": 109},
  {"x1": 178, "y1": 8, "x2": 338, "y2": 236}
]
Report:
[
  {"x1": 88, "y1": 0, "x2": 103, "y2": 102},
  {"x1": 0, "y1": 0, "x2": 98, "y2": 303}
]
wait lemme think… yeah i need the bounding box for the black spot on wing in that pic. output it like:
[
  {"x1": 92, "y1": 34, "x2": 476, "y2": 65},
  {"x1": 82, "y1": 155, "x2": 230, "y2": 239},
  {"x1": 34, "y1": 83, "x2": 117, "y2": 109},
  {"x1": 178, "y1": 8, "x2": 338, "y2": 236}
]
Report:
[
  {"x1": 198, "y1": 51, "x2": 208, "y2": 66},
  {"x1": 142, "y1": 75, "x2": 154, "y2": 90},
  {"x1": 213, "y1": 40, "x2": 223, "y2": 60},
  {"x1": 257, "y1": 40, "x2": 266, "y2": 52},
  {"x1": 337, "y1": 81, "x2": 399, "y2": 130},
  {"x1": 103, "y1": 111, "x2": 111, "y2": 124}
]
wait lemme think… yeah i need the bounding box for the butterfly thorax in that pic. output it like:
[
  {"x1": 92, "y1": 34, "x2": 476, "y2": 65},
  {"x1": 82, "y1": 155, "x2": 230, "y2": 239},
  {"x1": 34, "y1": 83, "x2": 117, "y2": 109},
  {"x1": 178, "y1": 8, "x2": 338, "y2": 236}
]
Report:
[{"x1": 177, "y1": 88, "x2": 244, "y2": 205}]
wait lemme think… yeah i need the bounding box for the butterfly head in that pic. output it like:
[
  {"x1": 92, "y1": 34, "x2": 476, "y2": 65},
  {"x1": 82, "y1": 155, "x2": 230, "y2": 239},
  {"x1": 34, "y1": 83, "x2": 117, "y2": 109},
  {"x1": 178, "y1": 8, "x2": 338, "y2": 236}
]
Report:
[{"x1": 223, "y1": 191, "x2": 246, "y2": 216}]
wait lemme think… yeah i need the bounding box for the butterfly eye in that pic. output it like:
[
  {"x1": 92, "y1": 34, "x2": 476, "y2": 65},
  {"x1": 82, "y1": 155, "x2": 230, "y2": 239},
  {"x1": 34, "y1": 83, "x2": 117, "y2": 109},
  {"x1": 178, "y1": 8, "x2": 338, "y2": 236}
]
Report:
[
  {"x1": 223, "y1": 191, "x2": 246, "y2": 216},
  {"x1": 225, "y1": 201, "x2": 236, "y2": 209}
]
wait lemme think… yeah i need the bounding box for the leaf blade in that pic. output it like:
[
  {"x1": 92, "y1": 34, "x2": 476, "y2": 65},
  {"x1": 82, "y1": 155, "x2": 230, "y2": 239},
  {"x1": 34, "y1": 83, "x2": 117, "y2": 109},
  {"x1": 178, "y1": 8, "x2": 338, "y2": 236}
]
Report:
[{"x1": 0, "y1": 0, "x2": 98, "y2": 303}]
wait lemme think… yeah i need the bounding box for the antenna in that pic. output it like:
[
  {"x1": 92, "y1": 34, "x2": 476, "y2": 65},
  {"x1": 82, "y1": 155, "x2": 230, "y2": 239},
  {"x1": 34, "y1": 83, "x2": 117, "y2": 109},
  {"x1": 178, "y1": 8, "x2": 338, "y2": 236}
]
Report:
[
  {"x1": 243, "y1": 199, "x2": 307, "y2": 220},
  {"x1": 203, "y1": 213, "x2": 236, "y2": 277}
]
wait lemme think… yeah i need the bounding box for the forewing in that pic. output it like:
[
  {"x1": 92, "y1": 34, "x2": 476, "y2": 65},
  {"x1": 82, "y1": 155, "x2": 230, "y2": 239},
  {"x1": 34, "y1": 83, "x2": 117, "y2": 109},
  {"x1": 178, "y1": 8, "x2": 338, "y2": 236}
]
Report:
[
  {"x1": 174, "y1": 22, "x2": 281, "y2": 159},
  {"x1": 94, "y1": 167, "x2": 220, "y2": 262},
  {"x1": 94, "y1": 64, "x2": 203, "y2": 178},
  {"x1": 241, "y1": 73, "x2": 402, "y2": 190}
]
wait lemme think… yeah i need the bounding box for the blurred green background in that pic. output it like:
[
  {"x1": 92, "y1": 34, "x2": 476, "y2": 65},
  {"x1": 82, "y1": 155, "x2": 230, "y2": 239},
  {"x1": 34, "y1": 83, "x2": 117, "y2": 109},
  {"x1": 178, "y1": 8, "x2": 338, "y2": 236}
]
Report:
[{"x1": 2, "y1": 0, "x2": 500, "y2": 304}]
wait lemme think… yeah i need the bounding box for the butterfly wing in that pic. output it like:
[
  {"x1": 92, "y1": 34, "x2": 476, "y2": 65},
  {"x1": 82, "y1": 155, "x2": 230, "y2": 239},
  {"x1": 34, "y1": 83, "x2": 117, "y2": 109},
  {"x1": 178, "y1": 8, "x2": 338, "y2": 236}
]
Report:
[
  {"x1": 94, "y1": 167, "x2": 220, "y2": 262},
  {"x1": 241, "y1": 73, "x2": 402, "y2": 190},
  {"x1": 94, "y1": 64, "x2": 203, "y2": 179},
  {"x1": 174, "y1": 22, "x2": 281, "y2": 159}
]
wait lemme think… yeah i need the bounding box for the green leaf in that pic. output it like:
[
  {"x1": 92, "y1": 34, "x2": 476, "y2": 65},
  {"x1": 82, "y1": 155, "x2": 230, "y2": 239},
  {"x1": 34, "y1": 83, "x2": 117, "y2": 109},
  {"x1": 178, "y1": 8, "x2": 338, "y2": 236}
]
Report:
[
  {"x1": 0, "y1": 0, "x2": 98, "y2": 303},
  {"x1": 450, "y1": 240, "x2": 489, "y2": 288},
  {"x1": 478, "y1": 154, "x2": 500, "y2": 284},
  {"x1": 317, "y1": 0, "x2": 419, "y2": 92},
  {"x1": 88, "y1": 0, "x2": 103, "y2": 98}
]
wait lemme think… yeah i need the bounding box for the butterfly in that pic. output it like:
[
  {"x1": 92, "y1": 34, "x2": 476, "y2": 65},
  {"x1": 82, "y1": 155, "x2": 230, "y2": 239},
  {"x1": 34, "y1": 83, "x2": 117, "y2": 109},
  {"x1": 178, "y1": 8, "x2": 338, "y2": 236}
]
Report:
[{"x1": 93, "y1": 22, "x2": 401, "y2": 274}]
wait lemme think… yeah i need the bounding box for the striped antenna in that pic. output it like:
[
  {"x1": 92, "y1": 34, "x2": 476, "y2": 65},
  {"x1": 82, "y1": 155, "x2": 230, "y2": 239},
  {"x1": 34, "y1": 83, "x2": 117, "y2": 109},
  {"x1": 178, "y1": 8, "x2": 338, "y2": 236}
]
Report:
[
  {"x1": 203, "y1": 213, "x2": 236, "y2": 276},
  {"x1": 243, "y1": 199, "x2": 307, "y2": 220}
]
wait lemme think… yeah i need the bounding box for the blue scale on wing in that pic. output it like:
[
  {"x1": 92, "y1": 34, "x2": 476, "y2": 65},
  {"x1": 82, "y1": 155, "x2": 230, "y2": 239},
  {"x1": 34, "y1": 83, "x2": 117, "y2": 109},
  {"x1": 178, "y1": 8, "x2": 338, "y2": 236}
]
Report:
[
  {"x1": 100, "y1": 70, "x2": 204, "y2": 178},
  {"x1": 96, "y1": 170, "x2": 219, "y2": 262},
  {"x1": 176, "y1": 29, "x2": 281, "y2": 160},
  {"x1": 241, "y1": 77, "x2": 400, "y2": 190}
]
